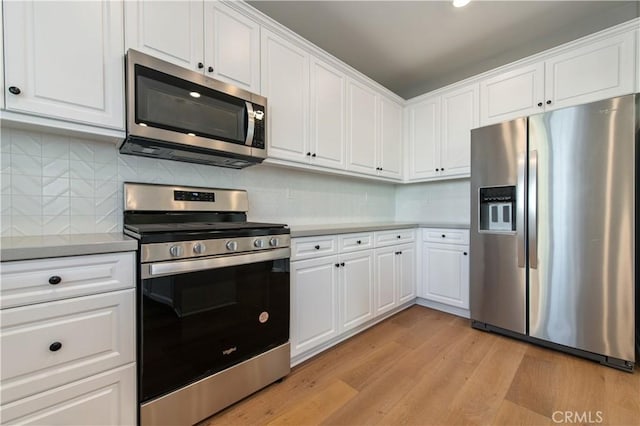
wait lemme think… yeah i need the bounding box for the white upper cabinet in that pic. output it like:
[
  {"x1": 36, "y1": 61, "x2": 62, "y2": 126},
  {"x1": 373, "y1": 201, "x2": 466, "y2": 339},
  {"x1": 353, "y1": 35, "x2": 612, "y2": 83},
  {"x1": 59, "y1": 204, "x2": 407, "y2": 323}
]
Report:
[
  {"x1": 346, "y1": 79, "x2": 378, "y2": 176},
  {"x1": 479, "y1": 30, "x2": 635, "y2": 126},
  {"x1": 407, "y1": 96, "x2": 440, "y2": 180},
  {"x1": 3, "y1": 0, "x2": 124, "y2": 129},
  {"x1": 480, "y1": 62, "x2": 544, "y2": 126},
  {"x1": 406, "y1": 82, "x2": 478, "y2": 181},
  {"x1": 309, "y1": 58, "x2": 346, "y2": 170},
  {"x1": 204, "y1": 2, "x2": 260, "y2": 91},
  {"x1": 440, "y1": 83, "x2": 479, "y2": 177},
  {"x1": 544, "y1": 31, "x2": 635, "y2": 111},
  {"x1": 261, "y1": 28, "x2": 310, "y2": 163},
  {"x1": 378, "y1": 97, "x2": 403, "y2": 179},
  {"x1": 124, "y1": 0, "x2": 203, "y2": 71},
  {"x1": 125, "y1": 0, "x2": 260, "y2": 92}
]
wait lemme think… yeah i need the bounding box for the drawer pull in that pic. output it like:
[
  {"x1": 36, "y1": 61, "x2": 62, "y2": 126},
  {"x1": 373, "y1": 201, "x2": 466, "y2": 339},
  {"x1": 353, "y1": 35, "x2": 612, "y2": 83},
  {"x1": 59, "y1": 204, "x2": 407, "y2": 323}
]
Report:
[
  {"x1": 397, "y1": 235, "x2": 401, "y2": 239},
  {"x1": 340, "y1": 262, "x2": 345, "y2": 267},
  {"x1": 441, "y1": 234, "x2": 446, "y2": 238},
  {"x1": 48, "y1": 275, "x2": 62, "y2": 285},
  {"x1": 356, "y1": 240, "x2": 362, "y2": 244},
  {"x1": 463, "y1": 252, "x2": 468, "y2": 256},
  {"x1": 314, "y1": 245, "x2": 320, "y2": 250},
  {"x1": 49, "y1": 341, "x2": 62, "y2": 352},
  {"x1": 335, "y1": 263, "x2": 340, "y2": 268}
]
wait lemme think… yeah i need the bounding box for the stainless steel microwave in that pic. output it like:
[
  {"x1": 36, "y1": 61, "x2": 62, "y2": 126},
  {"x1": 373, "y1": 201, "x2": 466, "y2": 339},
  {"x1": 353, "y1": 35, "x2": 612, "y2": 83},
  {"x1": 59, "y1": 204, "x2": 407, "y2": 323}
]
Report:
[{"x1": 120, "y1": 49, "x2": 267, "y2": 169}]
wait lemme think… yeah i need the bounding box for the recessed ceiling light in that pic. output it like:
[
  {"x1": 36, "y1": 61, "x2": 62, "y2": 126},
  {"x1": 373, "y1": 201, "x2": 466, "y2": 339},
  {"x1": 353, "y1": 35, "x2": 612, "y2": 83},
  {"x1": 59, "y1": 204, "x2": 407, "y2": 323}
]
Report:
[
  {"x1": 189, "y1": 91, "x2": 201, "y2": 98},
  {"x1": 453, "y1": 0, "x2": 470, "y2": 7}
]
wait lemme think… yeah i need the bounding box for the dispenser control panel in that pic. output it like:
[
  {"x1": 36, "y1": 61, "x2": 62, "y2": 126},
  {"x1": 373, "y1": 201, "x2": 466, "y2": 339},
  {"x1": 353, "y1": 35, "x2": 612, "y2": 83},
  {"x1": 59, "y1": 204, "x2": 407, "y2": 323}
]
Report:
[{"x1": 479, "y1": 186, "x2": 516, "y2": 232}]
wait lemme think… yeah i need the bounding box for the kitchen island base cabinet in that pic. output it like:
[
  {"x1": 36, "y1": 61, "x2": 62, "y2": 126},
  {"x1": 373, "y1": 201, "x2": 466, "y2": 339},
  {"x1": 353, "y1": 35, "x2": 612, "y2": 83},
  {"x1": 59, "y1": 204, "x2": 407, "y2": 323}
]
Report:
[{"x1": 419, "y1": 229, "x2": 470, "y2": 318}]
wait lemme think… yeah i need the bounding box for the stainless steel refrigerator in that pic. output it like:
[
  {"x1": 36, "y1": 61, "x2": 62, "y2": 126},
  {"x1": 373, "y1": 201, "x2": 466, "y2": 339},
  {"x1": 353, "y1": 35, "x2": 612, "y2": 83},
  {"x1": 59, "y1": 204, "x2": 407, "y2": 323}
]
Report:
[{"x1": 470, "y1": 94, "x2": 638, "y2": 371}]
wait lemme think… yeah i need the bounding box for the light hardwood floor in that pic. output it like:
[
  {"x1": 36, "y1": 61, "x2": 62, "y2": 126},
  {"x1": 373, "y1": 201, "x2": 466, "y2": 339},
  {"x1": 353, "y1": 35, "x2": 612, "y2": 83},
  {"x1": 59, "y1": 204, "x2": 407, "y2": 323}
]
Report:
[{"x1": 200, "y1": 306, "x2": 640, "y2": 426}]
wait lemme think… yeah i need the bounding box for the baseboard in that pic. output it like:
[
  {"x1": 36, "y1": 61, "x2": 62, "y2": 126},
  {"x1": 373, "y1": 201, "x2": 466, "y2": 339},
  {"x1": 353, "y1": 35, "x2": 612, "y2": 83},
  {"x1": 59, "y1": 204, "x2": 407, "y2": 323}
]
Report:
[{"x1": 415, "y1": 297, "x2": 470, "y2": 319}]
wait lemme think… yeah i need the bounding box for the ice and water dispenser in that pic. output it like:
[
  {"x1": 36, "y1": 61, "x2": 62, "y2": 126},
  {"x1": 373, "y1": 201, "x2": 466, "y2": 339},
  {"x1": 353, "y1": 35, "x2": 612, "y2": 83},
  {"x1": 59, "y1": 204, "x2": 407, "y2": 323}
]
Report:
[{"x1": 479, "y1": 186, "x2": 516, "y2": 232}]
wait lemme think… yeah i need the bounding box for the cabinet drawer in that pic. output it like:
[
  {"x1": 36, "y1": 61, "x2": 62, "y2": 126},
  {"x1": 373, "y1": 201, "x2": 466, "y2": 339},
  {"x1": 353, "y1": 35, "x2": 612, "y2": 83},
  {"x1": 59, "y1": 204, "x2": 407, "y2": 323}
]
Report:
[
  {"x1": 0, "y1": 363, "x2": 136, "y2": 426},
  {"x1": 339, "y1": 233, "x2": 373, "y2": 252},
  {"x1": 374, "y1": 229, "x2": 416, "y2": 247},
  {"x1": 0, "y1": 289, "x2": 135, "y2": 404},
  {"x1": 291, "y1": 236, "x2": 338, "y2": 261},
  {"x1": 422, "y1": 228, "x2": 469, "y2": 245},
  {"x1": 1, "y1": 252, "x2": 135, "y2": 309}
]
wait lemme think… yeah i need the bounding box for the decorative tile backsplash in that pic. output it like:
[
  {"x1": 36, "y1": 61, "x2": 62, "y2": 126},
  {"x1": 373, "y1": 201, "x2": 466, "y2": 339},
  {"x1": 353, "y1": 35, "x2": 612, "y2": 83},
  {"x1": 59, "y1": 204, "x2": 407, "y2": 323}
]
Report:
[
  {"x1": 395, "y1": 179, "x2": 470, "y2": 224},
  {"x1": 0, "y1": 128, "x2": 397, "y2": 237}
]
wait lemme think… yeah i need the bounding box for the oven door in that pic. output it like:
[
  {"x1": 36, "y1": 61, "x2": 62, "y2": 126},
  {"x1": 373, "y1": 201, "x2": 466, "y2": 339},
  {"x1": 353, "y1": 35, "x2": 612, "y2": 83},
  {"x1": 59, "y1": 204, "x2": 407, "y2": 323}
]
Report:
[{"x1": 139, "y1": 248, "x2": 290, "y2": 403}]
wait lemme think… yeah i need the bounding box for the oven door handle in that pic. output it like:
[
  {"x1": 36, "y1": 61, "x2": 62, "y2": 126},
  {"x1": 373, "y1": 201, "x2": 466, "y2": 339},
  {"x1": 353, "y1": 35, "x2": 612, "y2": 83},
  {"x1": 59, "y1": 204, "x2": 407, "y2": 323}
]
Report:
[{"x1": 143, "y1": 248, "x2": 290, "y2": 279}]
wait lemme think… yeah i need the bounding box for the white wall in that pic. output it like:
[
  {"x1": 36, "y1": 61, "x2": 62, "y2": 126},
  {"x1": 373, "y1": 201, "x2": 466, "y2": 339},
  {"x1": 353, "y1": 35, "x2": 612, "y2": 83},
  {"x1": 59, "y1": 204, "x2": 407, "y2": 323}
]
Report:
[
  {"x1": 394, "y1": 179, "x2": 470, "y2": 224},
  {"x1": 0, "y1": 128, "x2": 396, "y2": 236}
]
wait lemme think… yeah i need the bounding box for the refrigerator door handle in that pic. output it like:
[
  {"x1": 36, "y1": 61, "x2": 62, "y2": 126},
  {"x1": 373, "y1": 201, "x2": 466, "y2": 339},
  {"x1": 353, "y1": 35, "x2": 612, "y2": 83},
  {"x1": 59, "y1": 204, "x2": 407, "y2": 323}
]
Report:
[
  {"x1": 516, "y1": 152, "x2": 526, "y2": 268},
  {"x1": 528, "y1": 150, "x2": 538, "y2": 269}
]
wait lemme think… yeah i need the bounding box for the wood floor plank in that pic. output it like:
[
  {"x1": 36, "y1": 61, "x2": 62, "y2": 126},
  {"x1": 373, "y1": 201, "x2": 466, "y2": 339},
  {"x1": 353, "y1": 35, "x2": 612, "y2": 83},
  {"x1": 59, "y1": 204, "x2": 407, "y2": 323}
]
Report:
[{"x1": 200, "y1": 306, "x2": 640, "y2": 426}]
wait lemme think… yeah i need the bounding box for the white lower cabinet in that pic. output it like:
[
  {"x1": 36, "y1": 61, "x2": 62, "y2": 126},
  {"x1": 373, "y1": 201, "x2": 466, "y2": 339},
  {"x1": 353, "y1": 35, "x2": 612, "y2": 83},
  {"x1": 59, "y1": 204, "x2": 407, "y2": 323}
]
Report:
[
  {"x1": 0, "y1": 252, "x2": 136, "y2": 425},
  {"x1": 290, "y1": 229, "x2": 416, "y2": 362},
  {"x1": 420, "y1": 229, "x2": 470, "y2": 313}
]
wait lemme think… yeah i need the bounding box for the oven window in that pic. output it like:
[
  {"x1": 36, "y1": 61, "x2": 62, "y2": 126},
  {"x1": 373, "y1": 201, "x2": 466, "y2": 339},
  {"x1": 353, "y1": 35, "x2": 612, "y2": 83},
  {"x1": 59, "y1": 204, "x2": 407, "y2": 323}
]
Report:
[
  {"x1": 140, "y1": 258, "x2": 289, "y2": 402},
  {"x1": 135, "y1": 64, "x2": 247, "y2": 144}
]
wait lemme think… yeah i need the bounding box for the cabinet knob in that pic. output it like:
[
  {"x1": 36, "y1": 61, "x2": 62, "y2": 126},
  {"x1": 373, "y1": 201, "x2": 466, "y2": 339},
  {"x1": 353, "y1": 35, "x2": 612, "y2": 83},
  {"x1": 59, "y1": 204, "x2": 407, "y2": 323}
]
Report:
[
  {"x1": 546, "y1": 100, "x2": 552, "y2": 105},
  {"x1": 314, "y1": 245, "x2": 320, "y2": 250},
  {"x1": 397, "y1": 235, "x2": 401, "y2": 239},
  {"x1": 435, "y1": 168, "x2": 439, "y2": 172},
  {"x1": 306, "y1": 152, "x2": 311, "y2": 156},
  {"x1": 311, "y1": 153, "x2": 316, "y2": 157},
  {"x1": 8, "y1": 86, "x2": 21, "y2": 95},
  {"x1": 395, "y1": 251, "x2": 400, "y2": 255},
  {"x1": 537, "y1": 102, "x2": 543, "y2": 107},
  {"x1": 197, "y1": 62, "x2": 204, "y2": 69},
  {"x1": 441, "y1": 167, "x2": 445, "y2": 171},
  {"x1": 441, "y1": 234, "x2": 446, "y2": 238},
  {"x1": 208, "y1": 66, "x2": 214, "y2": 73},
  {"x1": 340, "y1": 262, "x2": 345, "y2": 267},
  {"x1": 356, "y1": 240, "x2": 362, "y2": 244},
  {"x1": 49, "y1": 341, "x2": 62, "y2": 352},
  {"x1": 335, "y1": 263, "x2": 340, "y2": 268},
  {"x1": 463, "y1": 252, "x2": 468, "y2": 256},
  {"x1": 399, "y1": 251, "x2": 403, "y2": 255},
  {"x1": 48, "y1": 275, "x2": 62, "y2": 285}
]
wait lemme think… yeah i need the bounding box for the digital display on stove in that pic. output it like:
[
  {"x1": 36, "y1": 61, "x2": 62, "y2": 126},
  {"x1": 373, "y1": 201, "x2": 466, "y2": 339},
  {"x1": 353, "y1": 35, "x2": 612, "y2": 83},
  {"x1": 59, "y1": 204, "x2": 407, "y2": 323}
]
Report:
[{"x1": 174, "y1": 190, "x2": 215, "y2": 202}]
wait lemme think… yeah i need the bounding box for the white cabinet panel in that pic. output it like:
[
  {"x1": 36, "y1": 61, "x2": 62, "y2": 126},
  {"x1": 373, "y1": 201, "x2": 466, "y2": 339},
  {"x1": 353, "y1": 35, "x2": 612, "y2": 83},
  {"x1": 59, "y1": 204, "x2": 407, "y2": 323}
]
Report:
[
  {"x1": 290, "y1": 257, "x2": 339, "y2": 357},
  {"x1": 423, "y1": 228, "x2": 469, "y2": 245},
  {"x1": 4, "y1": 0, "x2": 124, "y2": 129},
  {"x1": 341, "y1": 251, "x2": 374, "y2": 331},
  {"x1": 422, "y1": 243, "x2": 469, "y2": 310},
  {"x1": 1, "y1": 290, "x2": 135, "y2": 404},
  {"x1": 338, "y1": 233, "x2": 374, "y2": 253},
  {"x1": 1, "y1": 252, "x2": 134, "y2": 309},
  {"x1": 310, "y1": 58, "x2": 346, "y2": 169},
  {"x1": 440, "y1": 83, "x2": 478, "y2": 177},
  {"x1": 397, "y1": 244, "x2": 416, "y2": 304},
  {"x1": 204, "y1": 1, "x2": 260, "y2": 92},
  {"x1": 125, "y1": 0, "x2": 203, "y2": 71},
  {"x1": 480, "y1": 62, "x2": 545, "y2": 126},
  {"x1": 545, "y1": 31, "x2": 635, "y2": 111},
  {"x1": 346, "y1": 80, "x2": 378, "y2": 175},
  {"x1": 379, "y1": 97, "x2": 403, "y2": 179},
  {"x1": 374, "y1": 248, "x2": 396, "y2": 316},
  {"x1": 0, "y1": 364, "x2": 136, "y2": 426},
  {"x1": 408, "y1": 97, "x2": 440, "y2": 180},
  {"x1": 262, "y1": 29, "x2": 310, "y2": 163},
  {"x1": 374, "y1": 229, "x2": 415, "y2": 247},
  {"x1": 291, "y1": 235, "x2": 337, "y2": 261}
]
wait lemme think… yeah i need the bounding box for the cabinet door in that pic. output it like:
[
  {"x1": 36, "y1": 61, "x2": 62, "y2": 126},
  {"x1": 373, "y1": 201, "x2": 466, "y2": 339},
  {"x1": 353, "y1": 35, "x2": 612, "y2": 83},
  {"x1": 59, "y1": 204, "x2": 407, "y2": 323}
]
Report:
[
  {"x1": 341, "y1": 251, "x2": 374, "y2": 331},
  {"x1": 346, "y1": 79, "x2": 378, "y2": 175},
  {"x1": 374, "y1": 248, "x2": 397, "y2": 316},
  {"x1": 4, "y1": 0, "x2": 125, "y2": 129},
  {"x1": 479, "y1": 62, "x2": 545, "y2": 126},
  {"x1": 407, "y1": 97, "x2": 440, "y2": 180},
  {"x1": 0, "y1": 364, "x2": 136, "y2": 426},
  {"x1": 290, "y1": 257, "x2": 339, "y2": 357},
  {"x1": 440, "y1": 83, "x2": 478, "y2": 177},
  {"x1": 124, "y1": 0, "x2": 203, "y2": 72},
  {"x1": 422, "y1": 243, "x2": 469, "y2": 310},
  {"x1": 204, "y1": 2, "x2": 260, "y2": 92},
  {"x1": 261, "y1": 29, "x2": 310, "y2": 163},
  {"x1": 378, "y1": 97, "x2": 403, "y2": 179},
  {"x1": 545, "y1": 31, "x2": 635, "y2": 111},
  {"x1": 310, "y1": 58, "x2": 346, "y2": 170},
  {"x1": 397, "y1": 244, "x2": 416, "y2": 304}
]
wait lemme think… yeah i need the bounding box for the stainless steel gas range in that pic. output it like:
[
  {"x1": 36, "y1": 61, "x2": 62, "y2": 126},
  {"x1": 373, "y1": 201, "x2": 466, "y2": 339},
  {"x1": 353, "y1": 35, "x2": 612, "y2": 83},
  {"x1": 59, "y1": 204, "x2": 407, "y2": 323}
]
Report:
[{"x1": 123, "y1": 182, "x2": 291, "y2": 426}]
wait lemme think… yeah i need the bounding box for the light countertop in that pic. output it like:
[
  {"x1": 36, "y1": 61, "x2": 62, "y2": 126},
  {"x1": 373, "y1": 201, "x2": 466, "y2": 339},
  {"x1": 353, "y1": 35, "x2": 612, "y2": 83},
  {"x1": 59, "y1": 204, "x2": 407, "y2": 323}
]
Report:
[
  {"x1": 289, "y1": 222, "x2": 469, "y2": 238},
  {"x1": 1, "y1": 233, "x2": 138, "y2": 262}
]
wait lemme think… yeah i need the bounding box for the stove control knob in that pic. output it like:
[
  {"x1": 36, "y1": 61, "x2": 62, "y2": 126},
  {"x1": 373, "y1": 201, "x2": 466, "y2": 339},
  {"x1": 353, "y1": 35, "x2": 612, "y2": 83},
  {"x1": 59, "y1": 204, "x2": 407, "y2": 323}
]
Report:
[
  {"x1": 254, "y1": 239, "x2": 265, "y2": 248},
  {"x1": 269, "y1": 237, "x2": 279, "y2": 247},
  {"x1": 226, "y1": 241, "x2": 238, "y2": 251},
  {"x1": 169, "y1": 245, "x2": 183, "y2": 257},
  {"x1": 193, "y1": 242, "x2": 206, "y2": 255}
]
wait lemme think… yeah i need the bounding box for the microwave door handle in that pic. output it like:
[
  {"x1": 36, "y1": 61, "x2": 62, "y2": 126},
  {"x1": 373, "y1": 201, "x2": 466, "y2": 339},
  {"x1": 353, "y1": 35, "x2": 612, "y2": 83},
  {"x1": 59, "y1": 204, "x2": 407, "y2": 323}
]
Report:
[{"x1": 245, "y1": 101, "x2": 255, "y2": 146}]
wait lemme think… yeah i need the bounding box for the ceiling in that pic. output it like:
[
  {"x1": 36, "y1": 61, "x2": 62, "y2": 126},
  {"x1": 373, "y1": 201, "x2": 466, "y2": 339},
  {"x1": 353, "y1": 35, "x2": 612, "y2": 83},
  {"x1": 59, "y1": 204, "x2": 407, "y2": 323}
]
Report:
[{"x1": 247, "y1": 1, "x2": 640, "y2": 99}]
